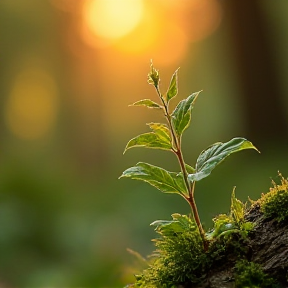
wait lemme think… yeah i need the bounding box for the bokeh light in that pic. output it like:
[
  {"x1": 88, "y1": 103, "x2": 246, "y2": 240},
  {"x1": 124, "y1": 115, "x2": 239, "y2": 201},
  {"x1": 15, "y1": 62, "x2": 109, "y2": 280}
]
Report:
[
  {"x1": 82, "y1": 0, "x2": 144, "y2": 43},
  {"x1": 179, "y1": 0, "x2": 222, "y2": 43},
  {"x1": 115, "y1": 10, "x2": 189, "y2": 65},
  {"x1": 5, "y1": 67, "x2": 59, "y2": 140},
  {"x1": 80, "y1": 0, "x2": 222, "y2": 65}
]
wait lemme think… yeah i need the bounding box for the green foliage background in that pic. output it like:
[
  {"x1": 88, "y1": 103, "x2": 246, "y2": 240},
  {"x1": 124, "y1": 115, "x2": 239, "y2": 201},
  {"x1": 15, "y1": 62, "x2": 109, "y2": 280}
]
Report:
[{"x1": 0, "y1": 1, "x2": 288, "y2": 287}]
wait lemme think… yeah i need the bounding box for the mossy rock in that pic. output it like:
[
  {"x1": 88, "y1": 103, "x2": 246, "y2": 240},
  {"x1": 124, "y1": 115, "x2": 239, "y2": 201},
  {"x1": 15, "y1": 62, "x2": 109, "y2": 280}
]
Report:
[
  {"x1": 190, "y1": 203, "x2": 288, "y2": 288},
  {"x1": 126, "y1": 176, "x2": 288, "y2": 288},
  {"x1": 260, "y1": 173, "x2": 288, "y2": 222},
  {"x1": 127, "y1": 203, "x2": 288, "y2": 288}
]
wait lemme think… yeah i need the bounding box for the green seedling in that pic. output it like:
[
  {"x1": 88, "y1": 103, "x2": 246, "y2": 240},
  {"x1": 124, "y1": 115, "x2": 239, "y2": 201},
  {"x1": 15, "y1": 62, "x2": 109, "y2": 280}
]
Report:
[
  {"x1": 206, "y1": 188, "x2": 254, "y2": 240},
  {"x1": 120, "y1": 62, "x2": 259, "y2": 248}
]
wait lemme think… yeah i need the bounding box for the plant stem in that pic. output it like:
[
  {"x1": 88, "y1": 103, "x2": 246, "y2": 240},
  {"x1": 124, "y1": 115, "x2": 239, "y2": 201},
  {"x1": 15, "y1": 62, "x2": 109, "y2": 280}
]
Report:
[
  {"x1": 187, "y1": 182, "x2": 207, "y2": 249},
  {"x1": 154, "y1": 85, "x2": 207, "y2": 249},
  {"x1": 155, "y1": 87, "x2": 179, "y2": 150},
  {"x1": 175, "y1": 149, "x2": 190, "y2": 191},
  {"x1": 176, "y1": 150, "x2": 207, "y2": 249}
]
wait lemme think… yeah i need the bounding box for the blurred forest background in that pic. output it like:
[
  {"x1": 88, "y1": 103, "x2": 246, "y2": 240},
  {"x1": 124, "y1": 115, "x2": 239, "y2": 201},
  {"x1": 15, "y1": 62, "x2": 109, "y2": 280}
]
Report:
[{"x1": 1, "y1": 0, "x2": 288, "y2": 287}]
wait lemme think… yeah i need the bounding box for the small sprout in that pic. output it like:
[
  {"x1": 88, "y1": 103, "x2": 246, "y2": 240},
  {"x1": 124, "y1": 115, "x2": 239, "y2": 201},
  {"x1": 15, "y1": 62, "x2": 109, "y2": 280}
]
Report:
[
  {"x1": 120, "y1": 62, "x2": 259, "y2": 248},
  {"x1": 206, "y1": 188, "x2": 254, "y2": 240},
  {"x1": 147, "y1": 61, "x2": 160, "y2": 87}
]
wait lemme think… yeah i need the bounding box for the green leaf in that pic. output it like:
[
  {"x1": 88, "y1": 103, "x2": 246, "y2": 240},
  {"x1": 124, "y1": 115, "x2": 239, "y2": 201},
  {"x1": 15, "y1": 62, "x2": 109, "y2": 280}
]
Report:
[
  {"x1": 130, "y1": 99, "x2": 162, "y2": 109},
  {"x1": 150, "y1": 213, "x2": 197, "y2": 236},
  {"x1": 124, "y1": 133, "x2": 171, "y2": 153},
  {"x1": 119, "y1": 162, "x2": 187, "y2": 195},
  {"x1": 230, "y1": 187, "x2": 245, "y2": 224},
  {"x1": 206, "y1": 214, "x2": 234, "y2": 240},
  {"x1": 166, "y1": 68, "x2": 179, "y2": 103},
  {"x1": 206, "y1": 189, "x2": 254, "y2": 240},
  {"x1": 185, "y1": 163, "x2": 195, "y2": 174},
  {"x1": 188, "y1": 137, "x2": 259, "y2": 182},
  {"x1": 124, "y1": 123, "x2": 172, "y2": 153},
  {"x1": 171, "y1": 91, "x2": 201, "y2": 138},
  {"x1": 148, "y1": 123, "x2": 171, "y2": 143}
]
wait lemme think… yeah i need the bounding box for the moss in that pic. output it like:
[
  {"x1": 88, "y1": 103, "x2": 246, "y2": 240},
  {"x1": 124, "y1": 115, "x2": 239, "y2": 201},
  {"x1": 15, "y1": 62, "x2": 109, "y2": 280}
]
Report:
[
  {"x1": 260, "y1": 173, "x2": 288, "y2": 222},
  {"x1": 132, "y1": 215, "x2": 208, "y2": 287},
  {"x1": 206, "y1": 189, "x2": 254, "y2": 241},
  {"x1": 125, "y1": 183, "x2": 288, "y2": 287},
  {"x1": 127, "y1": 192, "x2": 257, "y2": 288},
  {"x1": 234, "y1": 260, "x2": 276, "y2": 288}
]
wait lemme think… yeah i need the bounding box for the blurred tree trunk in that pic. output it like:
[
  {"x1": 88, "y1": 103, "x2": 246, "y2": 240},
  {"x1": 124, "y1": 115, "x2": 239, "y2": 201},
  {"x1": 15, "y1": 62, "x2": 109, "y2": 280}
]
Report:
[
  {"x1": 56, "y1": 4, "x2": 109, "y2": 176},
  {"x1": 223, "y1": 1, "x2": 288, "y2": 147}
]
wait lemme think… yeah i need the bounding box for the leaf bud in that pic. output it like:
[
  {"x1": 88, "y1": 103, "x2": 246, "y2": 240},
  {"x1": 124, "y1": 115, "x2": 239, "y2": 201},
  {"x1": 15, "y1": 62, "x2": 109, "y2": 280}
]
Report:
[{"x1": 147, "y1": 60, "x2": 160, "y2": 87}]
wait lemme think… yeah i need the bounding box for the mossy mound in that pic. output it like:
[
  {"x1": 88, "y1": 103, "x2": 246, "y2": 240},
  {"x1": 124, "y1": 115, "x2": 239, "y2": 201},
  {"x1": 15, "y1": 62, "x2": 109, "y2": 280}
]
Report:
[
  {"x1": 186, "y1": 202, "x2": 288, "y2": 288},
  {"x1": 260, "y1": 172, "x2": 288, "y2": 223},
  {"x1": 131, "y1": 214, "x2": 208, "y2": 288},
  {"x1": 192, "y1": 203, "x2": 288, "y2": 288},
  {"x1": 126, "y1": 177, "x2": 288, "y2": 288}
]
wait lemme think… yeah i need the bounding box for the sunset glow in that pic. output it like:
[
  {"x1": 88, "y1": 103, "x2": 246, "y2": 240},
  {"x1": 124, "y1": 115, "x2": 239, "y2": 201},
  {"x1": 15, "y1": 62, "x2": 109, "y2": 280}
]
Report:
[{"x1": 83, "y1": 0, "x2": 144, "y2": 41}]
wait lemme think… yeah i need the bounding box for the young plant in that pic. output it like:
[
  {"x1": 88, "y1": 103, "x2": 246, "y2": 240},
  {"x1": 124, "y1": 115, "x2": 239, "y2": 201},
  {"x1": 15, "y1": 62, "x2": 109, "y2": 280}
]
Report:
[
  {"x1": 120, "y1": 62, "x2": 259, "y2": 248},
  {"x1": 206, "y1": 188, "x2": 254, "y2": 240}
]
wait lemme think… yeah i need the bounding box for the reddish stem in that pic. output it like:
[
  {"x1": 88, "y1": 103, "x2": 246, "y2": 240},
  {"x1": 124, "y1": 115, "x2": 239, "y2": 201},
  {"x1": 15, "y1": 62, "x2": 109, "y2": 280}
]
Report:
[{"x1": 154, "y1": 84, "x2": 208, "y2": 250}]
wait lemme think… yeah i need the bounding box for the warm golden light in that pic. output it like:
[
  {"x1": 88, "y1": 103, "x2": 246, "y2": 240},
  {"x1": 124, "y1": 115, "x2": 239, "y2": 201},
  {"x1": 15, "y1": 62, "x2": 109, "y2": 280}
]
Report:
[
  {"x1": 115, "y1": 6, "x2": 188, "y2": 65},
  {"x1": 79, "y1": 0, "x2": 222, "y2": 66},
  {"x1": 83, "y1": 0, "x2": 144, "y2": 41},
  {"x1": 114, "y1": 8, "x2": 159, "y2": 54},
  {"x1": 5, "y1": 68, "x2": 59, "y2": 140},
  {"x1": 178, "y1": 0, "x2": 222, "y2": 43}
]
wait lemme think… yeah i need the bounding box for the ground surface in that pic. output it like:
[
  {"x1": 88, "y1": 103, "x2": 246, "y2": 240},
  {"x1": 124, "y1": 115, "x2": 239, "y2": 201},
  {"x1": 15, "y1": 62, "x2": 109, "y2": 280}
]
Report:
[{"x1": 187, "y1": 204, "x2": 288, "y2": 288}]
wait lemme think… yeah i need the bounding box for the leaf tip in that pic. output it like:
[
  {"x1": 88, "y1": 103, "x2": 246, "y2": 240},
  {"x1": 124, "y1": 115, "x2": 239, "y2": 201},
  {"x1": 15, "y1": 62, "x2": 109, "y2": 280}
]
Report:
[
  {"x1": 118, "y1": 173, "x2": 124, "y2": 179},
  {"x1": 248, "y1": 141, "x2": 260, "y2": 154},
  {"x1": 123, "y1": 145, "x2": 130, "y2": 154},
  {"x1": 254, "y1": 146, "x2": 261, "y2": 154},
  {"x1": 194, "y1": 90, "x2": 202, "y2": 99}
]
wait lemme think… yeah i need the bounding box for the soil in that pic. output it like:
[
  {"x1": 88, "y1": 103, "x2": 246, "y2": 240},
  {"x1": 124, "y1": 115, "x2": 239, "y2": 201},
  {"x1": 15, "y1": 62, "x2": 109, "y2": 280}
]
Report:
[{"x1": 187, "y1": 204, "x2": 288, "y2": 288}]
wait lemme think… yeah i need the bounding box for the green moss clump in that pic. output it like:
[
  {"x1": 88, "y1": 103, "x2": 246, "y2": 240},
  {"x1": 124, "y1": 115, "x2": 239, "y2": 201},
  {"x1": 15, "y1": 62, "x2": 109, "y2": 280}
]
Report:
[
  {"x1": 260, "y1": 173, "x2": 288, "y2": 222},
  {"x1": 234, "y1": 260, "x2": 276, "y2": 288},
  {"x1": 132, "y1": 214, "x2": 208, "y2": 288},
  {"x1": 207, "y1": 189, "x2": 254, "y2": 241},
  {"x1": 127, "y1": 192, "x2": 256, "y2": 288}
]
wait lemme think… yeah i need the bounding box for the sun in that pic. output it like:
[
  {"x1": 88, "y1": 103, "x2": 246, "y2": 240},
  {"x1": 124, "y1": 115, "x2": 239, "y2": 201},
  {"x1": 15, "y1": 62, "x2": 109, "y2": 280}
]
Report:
[{"x1": 83, "y1": 0, "x2": 144, "y2": 41}]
